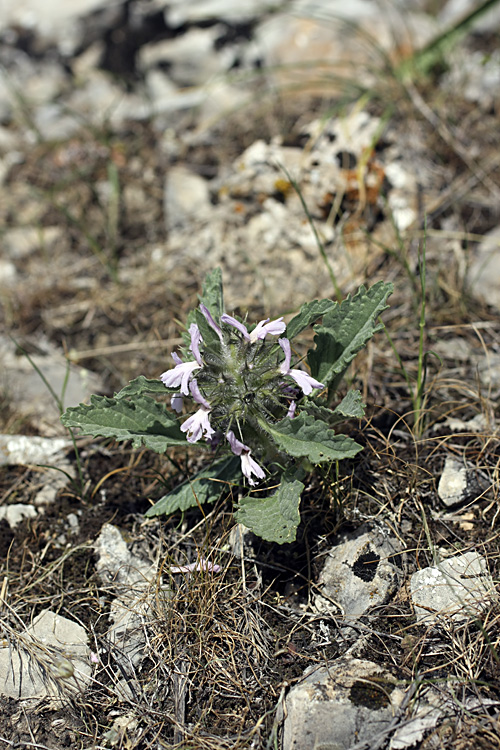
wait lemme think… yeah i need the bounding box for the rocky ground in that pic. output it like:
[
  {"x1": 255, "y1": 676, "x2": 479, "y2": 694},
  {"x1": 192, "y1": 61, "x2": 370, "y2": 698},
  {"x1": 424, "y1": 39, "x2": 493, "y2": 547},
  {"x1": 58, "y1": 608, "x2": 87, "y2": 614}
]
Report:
[{"x1": 1, "y1": 1, "x2": 500, "y2": 748}]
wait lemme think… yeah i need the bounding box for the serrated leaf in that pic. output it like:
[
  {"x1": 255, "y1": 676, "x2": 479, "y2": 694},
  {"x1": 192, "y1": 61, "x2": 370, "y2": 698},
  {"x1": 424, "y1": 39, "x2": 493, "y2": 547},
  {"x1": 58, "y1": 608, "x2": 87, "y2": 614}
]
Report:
[
  {"x1": 285, "y1": 298, "x2": 337, "y2": 340},
  {"x1": 145, "y1": 456, "x2": 241, "y2": 516},
  {"x1": 61, "y1": 394, "x2": 187, "y2": 452},
  {"x1": 114, "y1": 376, "x2": 171, "y2": 398},
  {"x1": 234, "y1": 468, "x2": 304, "y2": 544},
  {"x1": 259, "y1": 413, "x2": 362, "y2": 463},
  {"x1": 308, "y1": 281, "x2": 393, "y2": 392},
  {"x1": 332, "y1": 390, "x2": 365, "y2": 420},
  {"x1": 303, "y1": 390, "x2": 365, "y2": 426},
  {"x1": 193, "y1": 307, "x2": 222, "y2": 349},
  {"x1": 199, "y1": 267, "x2": 225, "y2": 320}
]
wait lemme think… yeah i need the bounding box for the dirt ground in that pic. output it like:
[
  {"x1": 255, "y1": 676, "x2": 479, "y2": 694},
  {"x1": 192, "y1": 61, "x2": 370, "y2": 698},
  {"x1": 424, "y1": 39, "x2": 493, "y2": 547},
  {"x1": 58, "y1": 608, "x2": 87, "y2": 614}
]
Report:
[{"x1": 1, "y1": 4, "x2": 500, "y2": 749}]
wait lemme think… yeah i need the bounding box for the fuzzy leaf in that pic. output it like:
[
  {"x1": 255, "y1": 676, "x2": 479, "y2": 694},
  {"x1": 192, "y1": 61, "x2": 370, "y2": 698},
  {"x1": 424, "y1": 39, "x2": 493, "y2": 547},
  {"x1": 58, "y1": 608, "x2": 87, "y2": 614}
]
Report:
[
  {"x1": 199, "y1": 267, "x2": 225, "y2": 320},
  {"x1": 259, "y1": 413, "x2": 362, "y2": 463},
  {"x1": 331, "y1": 390, "x2": 365, "y2": 420},
  {"x1": 303, "y1": 390, "x2": 365, "y2": 426},
  {"x1": 285, "y1": 299, "x2": 337, "y2": 340},
  {"x1": 61, "y1": 394, "x2": 187, "y2": 451},
  {"x1": 145, "y1": 456, "x2": 241, "y2": 516},
  {"x1": 114, "y1": 376, "x2": 172, "y2": 398},
  {"x1": 308, "y1": 281, "x2": 393, "y2": 392},
  {"x1": 234, "y1": 468, "x2": 304, "y2": 544}
]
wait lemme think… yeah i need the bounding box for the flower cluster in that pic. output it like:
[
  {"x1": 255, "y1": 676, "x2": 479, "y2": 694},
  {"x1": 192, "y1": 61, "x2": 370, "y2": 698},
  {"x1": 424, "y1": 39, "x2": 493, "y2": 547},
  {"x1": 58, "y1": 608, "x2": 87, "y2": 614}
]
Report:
[{"x1": 161, "y1": 306, "x2": 323, "y2": 485}]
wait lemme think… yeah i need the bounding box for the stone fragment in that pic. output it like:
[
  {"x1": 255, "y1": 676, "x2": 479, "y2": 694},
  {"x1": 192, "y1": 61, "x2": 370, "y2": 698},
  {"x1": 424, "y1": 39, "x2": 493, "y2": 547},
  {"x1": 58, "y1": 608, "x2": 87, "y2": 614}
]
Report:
[
  {"x1": 438, "y1": 456, "x2": 480, "y2": 507},
  {"x1": 315, "y1": 524, "x2": 404, "y2": 620},
  {"x1": 0, "y1": 335, "x2": 103, "y2": 436},
  {"x1": 410, "y1": 551, "x2": 496, "y2": 624},
  {"x1": 3, "y1": 226, "x2": 64, "y2": 259},
  {"x1": 0, "y1": 609, "x2": 91, "y2": 700},
  {"x1": 282, "y1": 657, "x2": 404, "y2": 750},
  {"x1": 0, "y1": 503, "x2": 37, "y2": 528},
  {"x1": 468, "y1": 226, "x2": 500, "y2": 309},
  {"x1": 164, "y1": 165, "x2": 211, "y2": 232},
  {"x1": 0, "y1": 434, "x2": 71, "y2": 466},
  {"x1": 94, "y1": 523, "x2": 155, "y2": 588},
  {"x1": 94, "y1": 524, "x2": 157, "y2": 674}
]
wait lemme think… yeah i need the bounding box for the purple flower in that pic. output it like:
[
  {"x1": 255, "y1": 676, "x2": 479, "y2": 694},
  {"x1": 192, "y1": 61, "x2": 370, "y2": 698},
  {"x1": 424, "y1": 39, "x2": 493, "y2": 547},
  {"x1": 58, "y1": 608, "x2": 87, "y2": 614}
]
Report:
[
  {"x1": 286, "y1": 400, "x2": 297, "y2": 419},
  {"x1": 160, "y1": 323, "x2": 203, "y2": 395},
  {"x1": 200, "y1": 304, "x2": 223, "y2": 340},
  {"x1": 278, "y1": 338, "x2": 324, "y2": 396},
  {"x1": 250, "y1": 316, "x2": 286, "y2": 342},
  {"x1": 171, "y1": 393, "x2": 184, "y2": 413},
  {"x1": 226, "y1": 430, "x2": 266, "y2": 486},
  {"x1": 181, "y1": 407, "x2": 214, "y2": 443},
  {"x1": 221, "y1": 314, "x2": 286, "y2": 343},
  {"x1": 169, "y1": 557, "x2": 221, "y2": 574},
  {"x1": 180, "y1": 379, "x2": 214, "y2": 443}
]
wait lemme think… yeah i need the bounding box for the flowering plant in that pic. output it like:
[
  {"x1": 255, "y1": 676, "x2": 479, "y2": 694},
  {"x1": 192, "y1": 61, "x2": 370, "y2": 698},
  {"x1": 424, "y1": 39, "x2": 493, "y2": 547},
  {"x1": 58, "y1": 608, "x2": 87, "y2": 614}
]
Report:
[{"x1": 61, "y1": 269, "x2": 392, "y2": 543}]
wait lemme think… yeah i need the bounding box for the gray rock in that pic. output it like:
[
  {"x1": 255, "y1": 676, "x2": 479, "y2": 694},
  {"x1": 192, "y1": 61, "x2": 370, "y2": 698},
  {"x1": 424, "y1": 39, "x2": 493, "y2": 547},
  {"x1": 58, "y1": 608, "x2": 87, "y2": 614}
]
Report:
[
  {"x1": 438, "y1": 456, "x2": 480, "y2": 507},
  {"x1": 0, "y1": 0, "x2": 123, "y2": 54},
  {"x1": 139, "y1": 26, "x2": 234, "y2": 88},
  {"x1": 282, "y1": 657, "x2": 404, "y2": 750},
  {"x1": 2, "y1": 226, "x2": 64, "y2": 259},
  {"x1": 468, "y1": 226, "x2": 500, "y2": 309},
  {"x1": 164, "y1": 0, "x2": 282, "y2": 27},
  {"x1": 0, "y1": 335, "x2": 103, "y2": 435},
  {"x1": 410, "y1": 551, "x2": 496, "y2": 625},
  {"x1": 94, "y1": 524, "x2": 158, "y2": 673},
  {"x1": 164, "y1": 165, "x2": 211, "y2": 232},
  {"x1": 315, "y1": 525, "x2": 404, "y2": 620},
  {"x1": 0, "y1": 609, "x2": 91, "y2": 700}
]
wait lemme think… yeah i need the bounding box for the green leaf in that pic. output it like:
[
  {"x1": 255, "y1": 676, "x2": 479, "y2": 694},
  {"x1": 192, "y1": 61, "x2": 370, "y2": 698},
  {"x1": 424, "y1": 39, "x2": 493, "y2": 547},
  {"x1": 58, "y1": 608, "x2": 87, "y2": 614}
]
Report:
[
  {"x1": 308, "y1": 281, "x2": 393, "y2": 392},
  {"x1": 193, "y1": 307, "x2": 222, "y2": 349},
  {"x1": 61, "y1": 394, "x2": 187, "y2": 451},
  {"x1": 199, "y1": 267, "x2": 225, "y2": 320},
  {"x1": 331, "y1": 390, "x2": 365, "y2": 421},
  {"x1": 259, "y1": 413, "x2": 362, "y2": 463},
  {"x1": 185, "y1": 268, "x2": 226, "y2": 346},
  {"x1": 285, "y1": 299, "x2": 337, "y2": 340},
  {"x1": 303, "y1": 391, "x2": 364, "y2": 426},
  {"x1": 234, "y1": 467, "x2": 305, "y2": 543},
  {"x1": 114, "y1": 376, "x2": 171, "y2": 398},
  {"x1": 145, "y1": 456, "x2": 241, "y2": 516}
]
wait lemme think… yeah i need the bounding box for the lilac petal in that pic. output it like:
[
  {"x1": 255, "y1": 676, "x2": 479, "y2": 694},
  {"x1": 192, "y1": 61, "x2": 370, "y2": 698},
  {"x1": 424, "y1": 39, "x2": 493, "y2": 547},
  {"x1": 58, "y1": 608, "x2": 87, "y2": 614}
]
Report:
[
  {"x1": 171, "y1": 393, "x2": 184, "y2": 413},
  {"x1": 226, "y1": 431, "x2": 265, "y2": 485},
  {"x1": 220, "y1": 314, "x2": 250, "y2": 340},
  {"x1": 226, "y1": 429, "x2": 246, "y2": 456},
  {"x1": 189, "y1": 378, "x2": 211, "y2": 409},
  {"x1": 241, "y1": 452, "x2": 266, "y2": 486},
  {"x1": 161, "y1": 359, "x2": 200, "y2": 395},
  {"x1": 169, "y1": 558, "x2": 221, "y2": 574},
  {"x1": 189, "y1": 323, "x2": 203, "y2": 365},
  {"x1": 200, "y1": 305, "x2": 223, "y2": 340},
  {"x1": 181, "y1": 408, "x2": 215, "y2": 443},
  {"x1": 278, "y1": 337, "x2": 292, "y2": 373},
  {"x1": 289, "y1": 369, "x2": 324, "y2": 396},
  {"x1": 286, "y1": 400, "x2": 297, "y2": 419},
  {"x1": 249, "y1": 317, "x2": 286, "y2": 342}
]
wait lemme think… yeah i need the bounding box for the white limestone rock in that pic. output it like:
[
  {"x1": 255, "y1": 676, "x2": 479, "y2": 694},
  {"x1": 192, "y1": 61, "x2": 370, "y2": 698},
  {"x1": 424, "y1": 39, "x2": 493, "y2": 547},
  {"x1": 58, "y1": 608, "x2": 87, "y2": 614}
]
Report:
[
  {"x1": 282, "y1": 657, "x2": 404, "y2": 750},
  {"x1": 468, "y1": 226, "x2": 500, "y2": 309},
  {"x1": 0, "y1": 609, "x2": 91, "y2": 700},
  {"x1": 410, "y1": 551, "x2": 496, "y2": 625},
  {"x1": 0, "y1": 503, "x2": 37, "y2": 527},
  {"x1": 164, "y1": 165, "x2": 212, "y2": 232},
  {"x1": 438, "y1": 456, "x2": 481, "y2": 507},
  {"x1": 315, "y1": 524, "x2": 404, "y2": 620}
]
